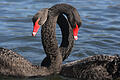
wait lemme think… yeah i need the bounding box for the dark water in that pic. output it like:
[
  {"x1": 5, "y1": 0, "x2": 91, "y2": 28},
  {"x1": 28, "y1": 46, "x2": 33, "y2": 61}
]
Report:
[{"x1": 0, "y1": 0, "x2": 120, "y2": 80}]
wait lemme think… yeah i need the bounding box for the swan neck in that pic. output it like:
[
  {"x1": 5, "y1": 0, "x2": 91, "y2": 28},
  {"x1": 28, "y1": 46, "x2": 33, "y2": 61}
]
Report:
[{"x1": 41, "y1": 15, "x2": 62, "y2": 73}]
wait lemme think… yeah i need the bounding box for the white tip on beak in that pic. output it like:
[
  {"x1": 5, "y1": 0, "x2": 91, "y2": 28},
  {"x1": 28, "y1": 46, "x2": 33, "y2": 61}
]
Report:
[
  {"x1": 74, "y1": 36, "x2": 78, "y2": 40},
  {"x1": 32, "y1": 32, "x2": 37, "y2": 36}
]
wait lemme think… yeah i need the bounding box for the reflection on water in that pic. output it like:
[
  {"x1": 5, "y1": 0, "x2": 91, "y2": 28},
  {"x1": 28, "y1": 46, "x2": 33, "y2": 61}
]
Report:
[{"x1": 0, "y1": 0, "x2": 120, "y2": 80}]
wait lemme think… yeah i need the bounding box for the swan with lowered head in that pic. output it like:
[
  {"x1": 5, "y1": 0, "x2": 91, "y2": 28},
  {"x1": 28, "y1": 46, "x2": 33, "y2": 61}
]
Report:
[
  {"x1": 32, "y1": 4, "x2": 120, "y2": 80},
  {"x1": 32, "y1": 3, "x2": 81, "y2": 67}
]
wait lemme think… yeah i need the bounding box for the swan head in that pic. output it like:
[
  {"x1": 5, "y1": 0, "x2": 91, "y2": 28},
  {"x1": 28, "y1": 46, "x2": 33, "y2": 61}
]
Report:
[
  {"x1": 32, "y1": 8, "x2": 48, "y2": 36},
  {"x1": 68, "y1": 8, "x2": 82, "y2": 40}
]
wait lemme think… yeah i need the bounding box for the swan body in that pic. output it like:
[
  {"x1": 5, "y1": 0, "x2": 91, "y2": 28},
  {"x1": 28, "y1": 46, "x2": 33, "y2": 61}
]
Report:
[
  {"x1": 61, "y1": 54, "x2": 120, "y2": 80},
  {"x1": 1, "y1": 47, "x2": 120, "y2": 80},
  {"x1": 0, "y1": 48, "x2": 50, "y2": 77}
]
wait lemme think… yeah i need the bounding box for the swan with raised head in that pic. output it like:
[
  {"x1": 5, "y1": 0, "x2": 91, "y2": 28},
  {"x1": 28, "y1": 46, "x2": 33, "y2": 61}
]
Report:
[
  {"x1": 32, "y1": 4, "x2": 81, "y2": 67},
  {"x1": 0, "y1": 3, "x2": 81, "y2": 77},
  {"x1": 0, "y1": 8, "x2": 64, "y2": 77}
]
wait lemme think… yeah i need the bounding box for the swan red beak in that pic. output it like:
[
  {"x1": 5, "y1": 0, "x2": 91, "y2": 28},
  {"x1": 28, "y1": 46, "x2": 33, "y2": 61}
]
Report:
[
  {"x1": 32, "y1": 18, "x2": 40, "y2": 36},
  {"x1": 73, "y1": 24, "x2": 79, "y2": 40}
]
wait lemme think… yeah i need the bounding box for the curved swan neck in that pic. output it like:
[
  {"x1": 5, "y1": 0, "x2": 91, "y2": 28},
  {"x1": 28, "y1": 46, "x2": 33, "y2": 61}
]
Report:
[
  {"x1": 49, "y1": 4, "x2": 75, "y2": 16},
  {"x1": 41, "y1": 13, "x2": 62, "y2": 73},
  {"x1": 49, "y1": 4, "x2": 81, "y2": 28},
  {"x1": 41, "y1": 14, "x2": 74, "y2": 67},
  {"x1": 57, "y1": 14, "x2": 74, "y2": 60},
  {"x1": 47, "y1": 3, "x2": 79, "y2": 60},
  {"x1": 41, "y1": 4, "x2": 78, "y2": 68}
]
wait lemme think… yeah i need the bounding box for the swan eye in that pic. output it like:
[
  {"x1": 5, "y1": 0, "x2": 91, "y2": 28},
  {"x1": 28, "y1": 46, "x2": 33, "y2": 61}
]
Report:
[{"x1": 32, "y1": 17, "x2": 40, "y2": 25}]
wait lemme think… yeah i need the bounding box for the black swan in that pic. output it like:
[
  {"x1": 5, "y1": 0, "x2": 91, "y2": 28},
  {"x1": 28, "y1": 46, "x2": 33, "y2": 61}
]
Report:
[
  {"x1": 61, "y1": 54, "x2": 120, "y2": 80},
  {"x1": 32, "y1": 4, "x2": 81, "y2": 67},
  {"x1": 32, "y1": 3, "x2": 120, "y2": 80},
  {"x1": 0, "y1": 10, "x2": 64, "y2": 76},
  {"x1": 0, "y1": 3, "x2": 81, "y2": 77},
  {"x1": 0, "y1": 3, "x2": 120, "y2": 80}
]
